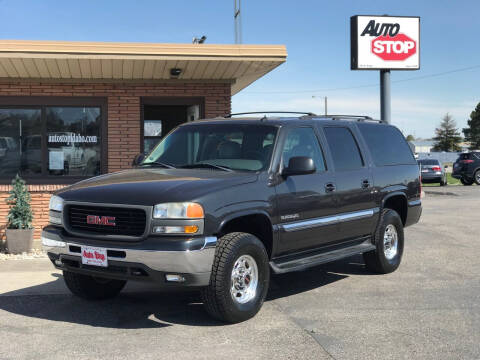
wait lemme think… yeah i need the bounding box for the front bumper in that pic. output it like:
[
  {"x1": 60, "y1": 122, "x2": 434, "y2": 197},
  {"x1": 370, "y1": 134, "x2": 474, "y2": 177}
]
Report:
[{"x1": 42, "y1": 227, "x2": 216, "y2": 287}]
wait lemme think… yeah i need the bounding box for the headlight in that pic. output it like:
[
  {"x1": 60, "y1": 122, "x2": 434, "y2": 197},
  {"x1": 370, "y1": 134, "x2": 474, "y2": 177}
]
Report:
[
  {"x1": 153, "y1": 202, "x2": 204, "y2": 219},
  {"x1": 49, "y1": 195, "x2": 64, "y2": 212}
]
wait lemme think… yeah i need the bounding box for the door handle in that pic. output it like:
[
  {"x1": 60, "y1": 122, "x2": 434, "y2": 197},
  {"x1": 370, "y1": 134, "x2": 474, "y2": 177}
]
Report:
[
  {"x1": 362, "y1": 179, "x2": 370, "y2": 188},
  {"x1": 325, "y1": 182, "x2": 336, "y2": 193}
]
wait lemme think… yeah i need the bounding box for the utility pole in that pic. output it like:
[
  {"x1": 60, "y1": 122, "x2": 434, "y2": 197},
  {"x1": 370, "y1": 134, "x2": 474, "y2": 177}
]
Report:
[
  {"x1": 234, "y1": 0, "x2": 242, "y2": 44},
  {"x1": 312, "y1": 96, "x2": 328, "y2": 116}
]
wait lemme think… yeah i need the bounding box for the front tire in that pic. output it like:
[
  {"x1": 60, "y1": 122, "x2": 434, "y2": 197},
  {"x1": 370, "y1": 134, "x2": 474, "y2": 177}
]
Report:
[
  {"x1": 363, "y1": 209, "x2": 404, "y2": 274},
  {"x1": 201, "y1": 232, "x2": 270, "y2": 323},
  {"x1": 63, "y1": 271, "x2": 126, "y2": 300}
]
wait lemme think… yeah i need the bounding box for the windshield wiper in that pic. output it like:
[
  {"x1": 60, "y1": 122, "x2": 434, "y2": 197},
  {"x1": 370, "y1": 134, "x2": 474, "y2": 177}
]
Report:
[
  {"x1": 180, "y1": 163, "x2": 233, "y2": 172},
  {"x1": 139, "y1": 161, "x2": 176, "y2": 169}
]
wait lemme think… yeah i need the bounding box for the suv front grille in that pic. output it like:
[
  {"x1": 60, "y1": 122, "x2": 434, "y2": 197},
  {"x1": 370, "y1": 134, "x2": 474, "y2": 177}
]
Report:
[{"x1": 66, "y1": 205, "x2": 147, "y2": 237}]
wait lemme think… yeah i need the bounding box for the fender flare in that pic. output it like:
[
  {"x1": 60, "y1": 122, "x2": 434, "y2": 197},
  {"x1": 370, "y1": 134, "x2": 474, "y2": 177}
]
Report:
[
  {"x1": 217, "y1": 209, "x2": 273, "y2": 234},
  {"x1": 381, "y1": 191, "x2": 408, "y2": 209}
]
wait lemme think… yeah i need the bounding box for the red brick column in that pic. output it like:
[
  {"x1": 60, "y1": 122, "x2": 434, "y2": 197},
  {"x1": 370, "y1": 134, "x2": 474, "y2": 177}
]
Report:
[{"x1": 107, "y1": 96, "x2": 141, "y2": 172}]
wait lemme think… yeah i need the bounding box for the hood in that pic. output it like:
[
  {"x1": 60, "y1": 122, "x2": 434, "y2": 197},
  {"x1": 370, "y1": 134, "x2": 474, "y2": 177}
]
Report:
[{"x1": 57, "y1": 168, "x2": 258, "y2": 205}]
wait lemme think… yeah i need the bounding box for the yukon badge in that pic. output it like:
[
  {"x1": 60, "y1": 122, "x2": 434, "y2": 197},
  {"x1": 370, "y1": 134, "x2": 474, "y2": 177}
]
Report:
[
  {"x1": 86, "y1": 215, "x2": 116, "y2": 226},
  {"x1": 281, "y1": 213, "x2": 300, "y2": 221}
]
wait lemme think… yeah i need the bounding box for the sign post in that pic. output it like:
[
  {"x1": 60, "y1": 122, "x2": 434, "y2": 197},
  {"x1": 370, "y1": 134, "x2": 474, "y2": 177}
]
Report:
[
  {"x1": 351, "y1": 15, "x2": 420, "y2": 124},
  {"x1": 380, "y1": 69, "x2": 391, "y2": 123}
]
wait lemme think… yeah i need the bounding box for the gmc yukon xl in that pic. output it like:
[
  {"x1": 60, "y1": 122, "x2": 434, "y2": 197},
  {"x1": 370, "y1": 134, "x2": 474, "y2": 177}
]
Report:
[{"x1": 43, "y1": 114, "x2": 422, "y2": 323}]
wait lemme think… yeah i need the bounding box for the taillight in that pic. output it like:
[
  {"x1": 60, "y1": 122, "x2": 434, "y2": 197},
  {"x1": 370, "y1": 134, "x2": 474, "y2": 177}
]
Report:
[
  {"x1": 419, "y1": 174, "x2": 423, "y2": 198},
  {"x1": 461, "y1": 159, "x2": 474, "y2": 164},
  {"x1": 432, "y1": 166, "x2": 441, "y2": 172}
]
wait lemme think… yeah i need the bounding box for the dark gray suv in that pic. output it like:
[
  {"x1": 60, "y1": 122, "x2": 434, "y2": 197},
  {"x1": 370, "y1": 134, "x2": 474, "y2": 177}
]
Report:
[{"x1": 43, "y1": 114, "x2": 422, "y2": 323}]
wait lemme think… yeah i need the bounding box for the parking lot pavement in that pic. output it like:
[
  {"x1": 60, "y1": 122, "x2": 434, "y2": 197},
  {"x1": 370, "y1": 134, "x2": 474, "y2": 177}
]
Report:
[{"x1": 1, "y1": 188, "x2": 479, "y2": 360}]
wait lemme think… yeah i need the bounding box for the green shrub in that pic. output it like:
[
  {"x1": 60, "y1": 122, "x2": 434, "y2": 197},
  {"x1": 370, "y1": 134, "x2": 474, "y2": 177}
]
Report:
[{"x1": 6, "y1": 174, "x2": 33, "y2": 229}]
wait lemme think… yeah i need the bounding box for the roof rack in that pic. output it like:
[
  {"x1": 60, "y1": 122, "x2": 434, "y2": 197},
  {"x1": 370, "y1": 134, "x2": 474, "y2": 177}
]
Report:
[
  {"x1": 225, "y1": 111, "x2": 317, "y2": 118},
  {"x1": 317, "y1": 115, "x2": 385, "y2": 123}
]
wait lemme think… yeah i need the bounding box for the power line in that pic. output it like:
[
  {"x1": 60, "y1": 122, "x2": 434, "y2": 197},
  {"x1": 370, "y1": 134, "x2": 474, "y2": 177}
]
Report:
[{"x1": 243, "y1": 64, "x2": 480, "y2": 95}]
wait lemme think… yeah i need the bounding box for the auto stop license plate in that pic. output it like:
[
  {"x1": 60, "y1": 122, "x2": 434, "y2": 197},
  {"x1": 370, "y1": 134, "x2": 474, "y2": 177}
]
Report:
[
  {"x1": 81, "y1": 246, "x2": 108, "y2": 267},
  {"x1": 421, "y1": 169, "x2": 429, "y2": 173}
]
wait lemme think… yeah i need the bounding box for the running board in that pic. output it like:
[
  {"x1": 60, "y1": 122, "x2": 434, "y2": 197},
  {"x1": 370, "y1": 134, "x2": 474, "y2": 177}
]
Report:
[{"x1": 270, "y1": 239, "x2": 376, "y2": 274}]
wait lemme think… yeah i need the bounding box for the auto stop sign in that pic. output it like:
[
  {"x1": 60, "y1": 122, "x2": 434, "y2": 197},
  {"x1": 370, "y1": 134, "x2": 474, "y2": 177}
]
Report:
[{"x1": 351, "y1": 16, "x2": 420, "y2": 70}]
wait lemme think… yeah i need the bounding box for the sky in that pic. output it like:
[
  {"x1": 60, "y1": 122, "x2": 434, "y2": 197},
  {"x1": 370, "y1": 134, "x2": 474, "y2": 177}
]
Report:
[{"x1": 0, "y1": 0, "x2": 478, "y2": 138}]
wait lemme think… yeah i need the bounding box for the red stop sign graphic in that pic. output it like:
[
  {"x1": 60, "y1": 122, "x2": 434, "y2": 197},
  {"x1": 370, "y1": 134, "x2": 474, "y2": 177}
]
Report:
[{"x1": 371, "y1": 33, "x2": 416, "y2": 61}]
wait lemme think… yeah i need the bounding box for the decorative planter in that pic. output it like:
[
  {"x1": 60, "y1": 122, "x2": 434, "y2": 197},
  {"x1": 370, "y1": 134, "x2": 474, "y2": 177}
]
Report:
[{"x1": 5, "y1": 229, "x2": 34, "y2": 254}]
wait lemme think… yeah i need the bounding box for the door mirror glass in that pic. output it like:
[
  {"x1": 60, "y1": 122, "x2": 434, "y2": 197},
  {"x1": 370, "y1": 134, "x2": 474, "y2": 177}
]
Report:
[
  {"x1": 282, "y1": 156, "x2": 316, "y2": 176},
  {"x1": 132, "y1": 153, "x2": 146, "y2": 167}
]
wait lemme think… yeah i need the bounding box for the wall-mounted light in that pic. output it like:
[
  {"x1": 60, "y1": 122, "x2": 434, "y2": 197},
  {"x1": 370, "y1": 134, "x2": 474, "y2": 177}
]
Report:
[{"x1": 170, "y1": 68, "x2": 182, "y2": 78}]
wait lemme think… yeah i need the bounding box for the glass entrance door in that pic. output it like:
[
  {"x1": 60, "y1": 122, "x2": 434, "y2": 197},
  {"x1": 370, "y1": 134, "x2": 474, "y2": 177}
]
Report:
[{"x1": 0, "y1": 108, "x2": 42, "y2": 177}]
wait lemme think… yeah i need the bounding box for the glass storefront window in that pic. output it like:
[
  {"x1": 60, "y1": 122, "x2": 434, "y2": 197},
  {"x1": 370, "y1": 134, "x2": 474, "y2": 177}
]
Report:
[
  {"x1": 0, "y1": 108, "x2": 42, "y2": 177},
  {"x1": 46, "y1": 107, "x2": 101, "y2": 177},
  {"x1": 0, "y1": 105, "x2": 102, "y2": 181}
]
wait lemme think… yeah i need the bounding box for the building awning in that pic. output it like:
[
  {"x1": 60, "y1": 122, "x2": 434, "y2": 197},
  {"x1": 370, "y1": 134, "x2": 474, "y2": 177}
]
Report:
[{"x1": 0, "y1": 40, "x2": 287, "y2": 95}]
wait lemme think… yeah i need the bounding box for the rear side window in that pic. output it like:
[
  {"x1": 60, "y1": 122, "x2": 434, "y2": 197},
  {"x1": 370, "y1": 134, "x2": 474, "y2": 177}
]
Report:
[
  {"x1": 458, "y1": 153, "x2": 478, "y2": 160},
  {"x1": 323, "y1": 127, "x2": 364, "y2": 171},
  {"x1": 357, "y1": 123, "x2": 416, "y2": 166}
]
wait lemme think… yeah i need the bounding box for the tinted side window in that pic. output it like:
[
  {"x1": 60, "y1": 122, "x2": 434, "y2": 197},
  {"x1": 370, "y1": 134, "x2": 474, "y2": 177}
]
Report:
[
  {"x1": 357, "y1": 123, "x2": 416, "y2": 166},
  {"x1": 324, "y1": 127, "x2": 364, "y2": 171},
  {"x1": 282, "y1": 127, "x2": 326, "y2": 172}
]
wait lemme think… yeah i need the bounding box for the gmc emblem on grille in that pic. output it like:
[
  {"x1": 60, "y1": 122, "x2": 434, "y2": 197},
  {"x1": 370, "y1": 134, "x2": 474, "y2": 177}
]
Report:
[{"x1": 86, "y1": 215, "x2": 116, "y2": 226}]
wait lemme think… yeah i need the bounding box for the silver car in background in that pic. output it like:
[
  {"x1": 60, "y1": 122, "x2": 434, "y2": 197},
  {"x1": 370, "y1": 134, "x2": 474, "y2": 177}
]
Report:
[{"x1": 418, "y1": 159, "x2": 447, "y2": 186}]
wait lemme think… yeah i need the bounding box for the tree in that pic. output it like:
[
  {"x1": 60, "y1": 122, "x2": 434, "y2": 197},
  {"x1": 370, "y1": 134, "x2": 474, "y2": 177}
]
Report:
[
  {"x1": 406, "y1": 134, "x2": 415, "y2": 142},
  {"x1": 431, "y1": 113, "x2": 462, "y2": 152},
  {"x1": 6, "y1": 174, "x2": 33, "y2": 229},
  {"x1": 463, "y1": 102, "x2": 480, "y2": 150}
]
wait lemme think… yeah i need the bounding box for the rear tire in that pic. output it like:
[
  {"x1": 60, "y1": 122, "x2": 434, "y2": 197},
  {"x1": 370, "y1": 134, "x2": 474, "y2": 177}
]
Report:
[
  {"x1": 63, "y1": 271, "x2": 126, "y2": 300},
  {"x1": 363, "y1": 209, "x2": 404, "y2": 274},
  {"x1": 201, "y1": 232, "x2": 270, "y2": 323},
  {"x1": 461, "y1": 177, "x2": 474, "y2": 186},
  {"x1": 474, "y1": 170, "x2": 480, "y2": 185}
]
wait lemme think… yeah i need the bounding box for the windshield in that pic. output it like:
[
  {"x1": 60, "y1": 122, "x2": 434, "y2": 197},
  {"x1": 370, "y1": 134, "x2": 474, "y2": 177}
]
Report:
[{"x1": 142, "y1": 123, "x2": 278, "y2": 171}]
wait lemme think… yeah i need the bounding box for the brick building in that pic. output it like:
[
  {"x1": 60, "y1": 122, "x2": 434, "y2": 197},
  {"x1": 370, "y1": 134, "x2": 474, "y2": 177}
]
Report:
[{"x1": 0, "y1": 40, "x2": 286, "y2": 248}]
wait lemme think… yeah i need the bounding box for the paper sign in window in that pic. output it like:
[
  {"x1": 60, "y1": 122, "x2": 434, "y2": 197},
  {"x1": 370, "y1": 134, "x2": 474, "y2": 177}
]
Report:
[{"x1": 49, "y1": 151, "x2": 64, "y2": 170}]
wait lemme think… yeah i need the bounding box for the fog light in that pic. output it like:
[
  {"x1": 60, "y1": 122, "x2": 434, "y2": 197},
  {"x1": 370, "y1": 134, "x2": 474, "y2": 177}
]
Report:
[
  {"x1": 41, "y1": 236, "x2": 66, "y2": 248},
  {"x1": 165, "y1": 274, "x2": 185, "y2": 282}
]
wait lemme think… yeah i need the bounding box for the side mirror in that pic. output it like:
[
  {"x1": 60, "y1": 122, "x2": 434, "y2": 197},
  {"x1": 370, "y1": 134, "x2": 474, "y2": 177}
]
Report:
[
  {"x1": 282, "y1": 156, "x2": 316, "y2": 177},
  {"x1": 132, "y1": 153, "x2": 146, "y2": 167}
]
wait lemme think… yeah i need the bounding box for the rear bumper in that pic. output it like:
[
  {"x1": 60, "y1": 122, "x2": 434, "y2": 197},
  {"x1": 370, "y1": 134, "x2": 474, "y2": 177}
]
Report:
[
  {"x1": 452, "y1": 172, "x2": 470, "y2": 180},
  {"x1": 420, "y1": 173, "x2": 443, "y2": 181},
  {"x1": 42, "y1": 226, "x2": 216, "y2": 287}
]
